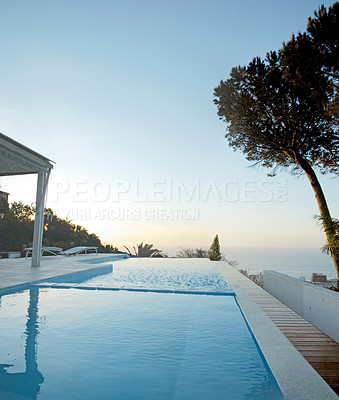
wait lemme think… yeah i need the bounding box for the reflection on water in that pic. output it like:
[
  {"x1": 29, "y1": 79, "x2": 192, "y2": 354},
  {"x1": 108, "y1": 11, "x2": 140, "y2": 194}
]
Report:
[
  {"x1": 0, "y1": 287, "x2": 44, "y2": 399},
  {"x1": 0, "y1": 280, "x2": 283, "y2": 399}
]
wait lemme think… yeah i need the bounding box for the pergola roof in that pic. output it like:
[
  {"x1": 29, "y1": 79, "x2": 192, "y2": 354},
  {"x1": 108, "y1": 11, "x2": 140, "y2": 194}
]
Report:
[
  {"x1": 0, "y1": 132, "x2": 54, "y2": 267},
  {"x1": 0, "y1": 132, "x2": 54, "y2": 176}
]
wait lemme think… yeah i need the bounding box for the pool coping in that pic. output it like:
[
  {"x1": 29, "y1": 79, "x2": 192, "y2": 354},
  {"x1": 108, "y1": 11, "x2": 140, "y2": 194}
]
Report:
[
  {"x1": 35, "y1": 282, "x2": 235, "y2": 296},
  {"x1": 222, "y1": 264, "x2": 338, "y2": 400},
  {"x1": 0, "y1": 253, "x2": 127, "y2": 291}
]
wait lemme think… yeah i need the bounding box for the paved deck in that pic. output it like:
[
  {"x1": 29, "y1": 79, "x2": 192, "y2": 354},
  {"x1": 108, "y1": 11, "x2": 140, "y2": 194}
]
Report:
[
  {"x1": 0, "y1": 254, "x2": 115, "y2": 289},
  {"x1": 222, "y1": 264, "x2": 339, "y2": 396}
]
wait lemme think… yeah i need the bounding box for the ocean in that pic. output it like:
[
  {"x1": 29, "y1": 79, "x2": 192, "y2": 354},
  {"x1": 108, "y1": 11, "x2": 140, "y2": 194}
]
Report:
[{"x1": 162, "y1": 246, "x2": 337, "y2": 281}]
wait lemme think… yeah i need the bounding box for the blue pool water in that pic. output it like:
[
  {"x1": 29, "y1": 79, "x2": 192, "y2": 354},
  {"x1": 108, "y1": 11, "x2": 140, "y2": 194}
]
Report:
[
  {"x1": 0, "y1": 261, "x2": 283, "y2": 400},
  {"x1": 84, "y1": 258, "x2": 230, "y2": 292}
]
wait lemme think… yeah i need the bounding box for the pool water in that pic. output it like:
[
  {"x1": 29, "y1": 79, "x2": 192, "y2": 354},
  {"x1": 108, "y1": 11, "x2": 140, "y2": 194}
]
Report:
[
  {"x1": 84, "y1": 258, "x2": 230, "y2": 292},
  {"x1": 0, "y1": 260, "x2": 283, "y2": 400}
]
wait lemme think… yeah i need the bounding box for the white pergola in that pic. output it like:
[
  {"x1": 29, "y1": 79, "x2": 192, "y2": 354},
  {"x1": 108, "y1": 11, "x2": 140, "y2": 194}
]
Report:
[{"x1": 0, "y1": 132, "x2": 54, "y2": 267}]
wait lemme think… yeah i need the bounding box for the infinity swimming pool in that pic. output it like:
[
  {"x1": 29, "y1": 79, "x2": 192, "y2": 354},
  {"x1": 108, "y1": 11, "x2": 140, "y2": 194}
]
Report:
[
  {"x1": 84, "y1": 258, "x2": 230, "y2": 292},
  {"x1": 0, "y1": 259, "x2": 283, "y2": 400}
]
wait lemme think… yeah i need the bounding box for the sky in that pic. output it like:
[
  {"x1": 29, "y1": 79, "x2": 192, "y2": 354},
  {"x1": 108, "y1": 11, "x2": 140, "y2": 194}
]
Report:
[{"x1": 0, "y1": 0, "x2": 337, "y2": 253}]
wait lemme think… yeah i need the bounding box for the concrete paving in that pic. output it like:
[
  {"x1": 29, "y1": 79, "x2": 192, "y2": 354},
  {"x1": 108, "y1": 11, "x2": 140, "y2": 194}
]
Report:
[{"x1": 0, "y1": 254, "x2": 115, "y2": 289}]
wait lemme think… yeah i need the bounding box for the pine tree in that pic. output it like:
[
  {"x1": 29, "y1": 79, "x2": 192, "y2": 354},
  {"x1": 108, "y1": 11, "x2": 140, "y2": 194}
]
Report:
[
  {"x1": 214, "y1": 3, "x2": 339, "y2": 277},
  {"x1": 209, "y1": 234, "x2": 222, "y2": 261}
]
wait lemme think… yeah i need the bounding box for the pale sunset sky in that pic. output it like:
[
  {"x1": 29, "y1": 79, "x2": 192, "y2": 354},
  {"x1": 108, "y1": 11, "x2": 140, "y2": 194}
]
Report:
[{"x1": 0, "y1": 0, "x2": 337, "y2": 252}]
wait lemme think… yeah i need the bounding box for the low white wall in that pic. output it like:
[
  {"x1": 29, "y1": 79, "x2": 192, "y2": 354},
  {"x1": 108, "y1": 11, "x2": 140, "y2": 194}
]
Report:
[{"x1": 263, "y1": 270, "x2": 339, "y2": 343}]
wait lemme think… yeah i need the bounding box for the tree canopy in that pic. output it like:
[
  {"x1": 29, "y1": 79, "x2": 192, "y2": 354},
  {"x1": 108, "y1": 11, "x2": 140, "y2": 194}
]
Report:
[
  {"x1": 0, "y1": 202, "x2": 104, "y2": 253},
  {"x1": 214, "y1": 3, "x2": 339, "y2": 276},
  {"x1": 214, "y1": 45, "x2": 338, "y2": 175},
  {"x1": 0, "y1": 202, "x2": 34, "y2": 252},
  {"x1": 43, "y1": 208, "x2": 103, "y2": 251}
]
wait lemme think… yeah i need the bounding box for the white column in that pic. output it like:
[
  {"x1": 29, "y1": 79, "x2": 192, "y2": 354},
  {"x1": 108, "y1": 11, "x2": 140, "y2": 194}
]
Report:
[{"x1": 31, "y1": 169, "x2": 50, "y2": 267}]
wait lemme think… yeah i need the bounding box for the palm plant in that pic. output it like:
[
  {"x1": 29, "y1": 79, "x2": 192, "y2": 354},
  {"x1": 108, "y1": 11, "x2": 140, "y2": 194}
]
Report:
[
  {"x1": 123, "y1": 242, "x2": 164, "y2": 257},
  {"x1": 314, "y1": 215, "x2": 339, "y2": 258}
]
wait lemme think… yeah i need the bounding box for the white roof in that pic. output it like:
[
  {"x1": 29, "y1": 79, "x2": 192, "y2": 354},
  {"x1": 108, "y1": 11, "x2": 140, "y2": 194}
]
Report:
[{"x1": 0, "y1": 132, "x2": 54, "y2": 176}]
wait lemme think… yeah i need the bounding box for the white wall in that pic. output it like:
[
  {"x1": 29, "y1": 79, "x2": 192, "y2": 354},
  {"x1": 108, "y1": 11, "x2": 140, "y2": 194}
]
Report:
[{"x1": 264, "y1": 270, "x2": 339, "y2": 343}]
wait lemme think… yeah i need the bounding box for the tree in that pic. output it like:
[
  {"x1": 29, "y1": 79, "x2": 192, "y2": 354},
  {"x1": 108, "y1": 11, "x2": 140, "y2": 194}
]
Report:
[
  {"x1": 43, "y1": 208, "x2": 103, "y2": 250},
  {"x1": 123, "y1": 242, "x2": 165, "y2": 257},
  {"x1": 0, "y1": 202, "x2": 34, "y2": 251},
  {"x1": 176, "y1": 247, "x2": 209, "y2": 258},
  {"x1": 104, "y1": 244, "x2": 122, "y2": 253},
  {"x1": 214, "y1": 3, "x2": 339, "y2": 278},
  {"x1": 0, "y1": 202, "x2": 105, "y2": 252},
  {"x1": 209, "y1": 234, "x2": 222, "y2": 261},
  {"x1": 282, "y1": 3, "x2": 338, "y2": 111},
  {"x1": 176, "y1": 244, "x2": 238, "y2": 266}
]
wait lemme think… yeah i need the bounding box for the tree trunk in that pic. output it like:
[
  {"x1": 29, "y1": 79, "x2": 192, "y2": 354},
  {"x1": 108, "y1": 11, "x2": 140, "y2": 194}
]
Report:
[{"x1": 296, "y1": 155, "x2": 339, "y2": 279}]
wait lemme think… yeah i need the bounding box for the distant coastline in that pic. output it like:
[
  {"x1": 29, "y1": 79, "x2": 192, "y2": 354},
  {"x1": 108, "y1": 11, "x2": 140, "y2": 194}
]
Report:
[{"x1": 161, "y1": 246, "x2": 336, "y2": 280}]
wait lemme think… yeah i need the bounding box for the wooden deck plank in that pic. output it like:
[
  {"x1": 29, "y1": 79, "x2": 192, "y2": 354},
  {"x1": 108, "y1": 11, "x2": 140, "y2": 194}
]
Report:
[
  {"x1": 305, "y1": 356, "x2": 339, "y2": 362},
  {"x1": 318, "y1": 370, "x2": 339, "y2": 377},
  {"x1": 300, "y1": 351, "x2": 339, "y2": 356},
  {"x1": 274, "y1": 322, "x2": 313, "y2": 325},
  {"x1": 280, "y1": 330, "x2": 321, "y2": 334},
  {"x1": 296, "y1": 344, "x2": 339, "y2": 349},
  {"x1": 322, "y1": 377, "x2": 339, "y2": 385},
  {"x1": 283, "y1": 332, "x2": 328, "y2": 336},
  {"x1": 248, "y1": 285, "x2": 339, "y2": 394},
  {"x1": 290, "y1": 341, "x2": 335, "y2": 346},
  {"x1": 227, "y1": 269, "x2": 339, "y2": 394},
  {"x1": 310, "y1": 363, "x2": 339, "y2": 370}
]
